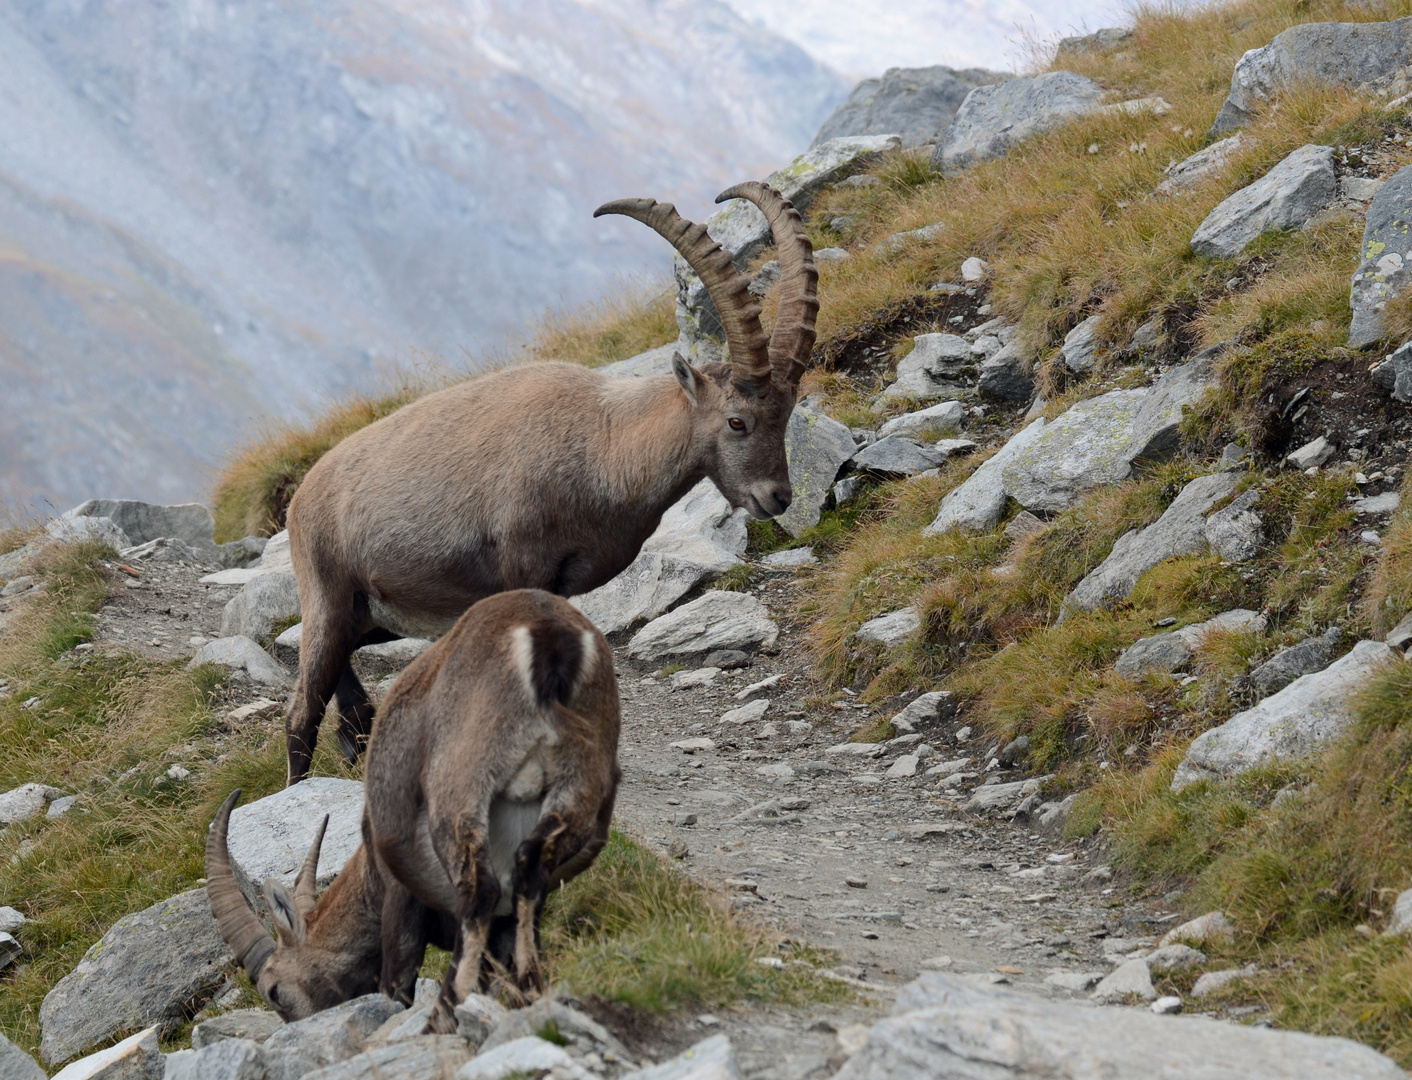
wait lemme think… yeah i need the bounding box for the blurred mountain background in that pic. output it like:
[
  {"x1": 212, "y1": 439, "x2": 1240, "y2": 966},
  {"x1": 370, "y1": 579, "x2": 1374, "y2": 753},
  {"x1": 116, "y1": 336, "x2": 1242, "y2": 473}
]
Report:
[{"x1": 0, "y1": 0, "x2": 1122, "y2": 511}]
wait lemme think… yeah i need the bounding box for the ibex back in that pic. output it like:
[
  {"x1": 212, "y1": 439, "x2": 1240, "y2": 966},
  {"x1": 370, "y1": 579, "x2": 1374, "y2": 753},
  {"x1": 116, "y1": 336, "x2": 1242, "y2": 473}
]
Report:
[
  {"x1": 206, "y1": 589, "x2": 620, "y2": 1027},
  {"x1": 283, "y1": 181, "x2": 816, "y2": 782}
]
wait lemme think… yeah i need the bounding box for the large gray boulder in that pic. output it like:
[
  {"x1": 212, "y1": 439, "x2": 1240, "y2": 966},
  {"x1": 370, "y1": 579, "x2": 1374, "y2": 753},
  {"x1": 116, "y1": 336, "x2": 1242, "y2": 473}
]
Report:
[
  {"x1": 834, "y1": 971, "x2": 1406, "y2": 1079},
  {"x1": 220, "y1": 532, "x2": 300, "y2": 644},
  {"x1": 1060, "y1": 316, "x2": 1103, "y2": 373},
  {"x1": 1124, "y1": 358, "x2": 1215, "y2": 462},
  {"x1": 1066, "y1": 472, "x2": 1239, "y2": 614},
  {"x1": 627, "y1": 591, "x2": 778, "y2": 660},
  {"x1": 924, "y1": 418, "x2": 1047, "y2": 534},
  {"x1": 1211, "y1": 18, "x2": 1412, "y2": 135},
  {"x1": 45, "y1": 516, "x2": 131, "y2": 549},
  {"x1": 933, "y1": 71, "x2": 1104, "y2": 175},
  {"x1": 1172, "y1": 640, "x2": 1401, "y2": 791},
  {"x1": 574, "y1": 479, "x2": 747, "y2": 635},
  {"x1": 189, "y1": 637, "x2": 292, "y2": 689},
  {"x1": 1114, "y1": 609, "x2": 1265, "y2": 677},
  {"x1": 261, "y1": 995, "x2": 403, "y2": 1080},
  {"x1": 812, "y1": 67, "x2": 1006, "y2": 148},
  {"x1": 1351, "y1": 165, "x2": 1412, "y2": 349},
  {"x1": 226, "y1": 779, "x2": 366, "y2": 910},
  {"x1": 1000, "y1": 390, "x2": 1148, "y2": 513},
  {"x1": 39, "y1": 890, "x2": 230, "y2": 1065},
  {"x1": 1251, "y1": 626, "x2": 1342, "y2": 698},
  {"x1": 676, "y1": 136, "x2": 900, "y2": 359},
  {"x1": 878, "y1": 333, "x2": 972, "y2": 403},
  {"x1": 63, "y1": 500, "x2": 216, "y2": 551},
  {"x1": 1190, "y1": 144, "x2": 1335, "y2": 259},
  {"x1": 1155, "y1": 133, "x2": 1246, "y2": 196},
  {"x1": 0, "y1": 1033, "x2": 44, "y2": 1080},
  {"x1": 853, "y1": 436, "x2": 967, "y2": 477},
  {"x1": 777, "y1": 401, "x2": 856, "y2": 537},
  {"x1": 976, "y1": 342, "x2": 1035, "y2": 402},
  {"x1": 599, "y1": 342, "x2": 678, "y2": 379}
]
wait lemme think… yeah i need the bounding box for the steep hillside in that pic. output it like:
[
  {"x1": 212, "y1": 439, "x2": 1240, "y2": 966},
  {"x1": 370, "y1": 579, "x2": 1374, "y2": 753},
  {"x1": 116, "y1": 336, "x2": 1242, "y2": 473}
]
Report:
[{"x1": 0, "y1": 0, "x2": 844, "y2": 510}]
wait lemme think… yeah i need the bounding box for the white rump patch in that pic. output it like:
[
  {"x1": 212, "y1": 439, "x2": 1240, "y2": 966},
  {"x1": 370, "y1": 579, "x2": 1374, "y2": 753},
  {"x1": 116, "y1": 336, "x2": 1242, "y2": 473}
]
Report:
[{"x1": 509, "y1": 624, "x2": 536, "y2": 703}]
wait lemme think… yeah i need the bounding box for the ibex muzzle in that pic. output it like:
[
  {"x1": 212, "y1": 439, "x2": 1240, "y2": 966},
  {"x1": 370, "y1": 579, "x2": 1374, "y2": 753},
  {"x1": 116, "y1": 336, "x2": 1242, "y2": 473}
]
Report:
[
  {"x1": 207, "y1": 589, "x2": 621, "y2": 1025},
  {"x1": 281, "y1": 182, "x2": 816, "y2": 783}
]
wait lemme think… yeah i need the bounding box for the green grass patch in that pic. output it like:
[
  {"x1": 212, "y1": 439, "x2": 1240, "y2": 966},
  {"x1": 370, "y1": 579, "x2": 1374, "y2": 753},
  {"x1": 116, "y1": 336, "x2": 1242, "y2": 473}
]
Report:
[{"x1": 542, "y1": 831, "x2": 847, "y2": 1013}]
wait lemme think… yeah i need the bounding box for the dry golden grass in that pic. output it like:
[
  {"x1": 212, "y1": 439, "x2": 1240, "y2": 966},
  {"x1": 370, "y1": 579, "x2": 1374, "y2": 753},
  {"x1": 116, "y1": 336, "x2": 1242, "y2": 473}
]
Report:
[
  {"x1": 525, "y1": 281, "x2": 677, "y2": 368},
  {"x1": 211, "y1": 386, "x2": 425, "y2": 542},
  {"x1": 1363, "y1": 472, "x2": 1412, "y2": 633}
]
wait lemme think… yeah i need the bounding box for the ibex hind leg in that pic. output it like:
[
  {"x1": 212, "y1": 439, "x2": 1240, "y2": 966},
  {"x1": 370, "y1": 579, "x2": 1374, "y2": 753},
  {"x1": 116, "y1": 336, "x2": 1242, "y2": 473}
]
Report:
[
  {"x1": 509, "y1": 809, "x2": 600, "y2": 997},
  {"x1": 333, "y1": 664, "x2": 376, "y2": 763},
  {"x1": 425, "y1": 823, "x2": 500, "y2": 1035}
]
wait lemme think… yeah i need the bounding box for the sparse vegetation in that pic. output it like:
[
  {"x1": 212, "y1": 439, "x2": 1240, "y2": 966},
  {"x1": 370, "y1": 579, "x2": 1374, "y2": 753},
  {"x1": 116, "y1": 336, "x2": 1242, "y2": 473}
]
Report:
[{"x1": 525, "y1": 282, "x2": 677, "y2": 369}]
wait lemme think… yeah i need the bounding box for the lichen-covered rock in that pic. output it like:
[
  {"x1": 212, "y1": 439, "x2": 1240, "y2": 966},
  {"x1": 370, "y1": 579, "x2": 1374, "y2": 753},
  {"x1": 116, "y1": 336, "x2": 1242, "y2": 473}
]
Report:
[
  {"x1": 1351, "y1": 165, "x2": 1412, "y2": 349},
  {"x1": 1000, "y1": 390, "x2": 1148, "y2": 513},
  {"x1": 933, "y1": 71, "x2": 1104, "y2": 174},
  {"x1": 627, "y1": 592, "x2": 778, "y2": 660},
  {"x1": 1066, "y1": 473, "x2": 1239, "y2": 614},
  {"x1": 812, "y1": 66, "x2": 1007, "y2": 148},
  {"x1": 777, "y1": 402, "x2": 856, "y2": 538},
  {"x1": 574, "y1": 479, "x2": 747, "y2": 634},
  {"x1": 1172, "y1": 640, "x2": 1401, "y2": 790},
  {"x1": 39, "y1": 891, "x2": 230, "y2": 1065},
  {"x1": 924, "y1": 419, "x2": 1048, "y2": 534},
  {"x1": 1211, "y1": 18, "x2": 1412, "y2": 135},
  {"x1": 1124, "y1": 359, "x2": 1214, "y2": 464},
  {"x1": 192, "y1": 1010, "x2": 284, "y2": 1049},
  {"x1": 1190, "y1": 144, "x2": 1335, "y2": 258}
]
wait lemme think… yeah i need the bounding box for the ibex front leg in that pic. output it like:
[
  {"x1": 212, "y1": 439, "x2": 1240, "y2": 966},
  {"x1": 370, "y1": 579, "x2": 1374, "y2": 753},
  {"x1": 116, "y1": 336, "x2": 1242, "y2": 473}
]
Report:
[{"x1": 426, "y1": 820, "x2": 500, "y2": 1034}]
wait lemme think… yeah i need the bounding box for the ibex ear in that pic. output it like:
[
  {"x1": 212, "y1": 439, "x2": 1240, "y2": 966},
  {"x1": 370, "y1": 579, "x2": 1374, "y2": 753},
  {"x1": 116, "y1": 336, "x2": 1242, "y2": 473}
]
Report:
[
  {"x1": 264, "y1": 878, "x2": 307, "y2": 944},
  {"x1": 671, "y1": 353, "x2": 702, "y2": 407}
]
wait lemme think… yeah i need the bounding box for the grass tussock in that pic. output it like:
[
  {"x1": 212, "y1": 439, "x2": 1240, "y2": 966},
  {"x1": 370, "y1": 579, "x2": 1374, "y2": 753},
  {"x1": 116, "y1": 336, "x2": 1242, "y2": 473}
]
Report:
[
  {"x1": 1364, "y1": 472, "x2": 1412, "y2": 634},
  {"x1": 525, "y1": 282, "x2": 677, "y2": 368},
  {"x1": 542, "y1": 832, "x2": 845, "y2": 1012},
  {"x1": 1069, "y1": 654, "x2": 1412, "y2": 1065},
  {"x1": 211, "y1": 387, "x2": 423, "y2": 542}
]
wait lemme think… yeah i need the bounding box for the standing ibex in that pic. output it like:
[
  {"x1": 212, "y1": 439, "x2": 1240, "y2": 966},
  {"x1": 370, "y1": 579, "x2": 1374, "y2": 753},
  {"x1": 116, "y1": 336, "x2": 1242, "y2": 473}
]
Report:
[
  {"x1": 207, "y1": 589, "x2": 620, "y2": 1027},
  {"x1": 281, "y1": 181, "x2": 816, "y2": 783}
]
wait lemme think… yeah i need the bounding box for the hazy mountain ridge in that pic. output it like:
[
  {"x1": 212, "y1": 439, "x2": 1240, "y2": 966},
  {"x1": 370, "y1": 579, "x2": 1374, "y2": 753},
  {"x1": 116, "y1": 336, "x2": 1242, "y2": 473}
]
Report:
[{"x1": 0, "y1": 0, "x2": 846, "y2": 510}]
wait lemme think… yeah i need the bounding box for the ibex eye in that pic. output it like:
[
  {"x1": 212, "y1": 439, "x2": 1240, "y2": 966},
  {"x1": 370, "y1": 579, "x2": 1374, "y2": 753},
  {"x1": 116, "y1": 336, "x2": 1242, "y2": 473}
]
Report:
[{"x1": 728, "y1": 418, "x2": 746, "y2": 432}]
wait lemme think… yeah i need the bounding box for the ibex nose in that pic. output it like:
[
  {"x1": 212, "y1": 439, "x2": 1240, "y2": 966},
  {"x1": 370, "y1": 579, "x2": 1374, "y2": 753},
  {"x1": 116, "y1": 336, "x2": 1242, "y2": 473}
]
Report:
[{"x1": 760, "y1": 483, "x2": 792, "y2": 518}]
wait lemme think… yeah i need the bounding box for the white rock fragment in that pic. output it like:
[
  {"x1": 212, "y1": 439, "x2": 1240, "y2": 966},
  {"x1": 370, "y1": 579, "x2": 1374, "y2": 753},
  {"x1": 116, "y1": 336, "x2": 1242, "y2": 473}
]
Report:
[{"x1": 720, "y1": 699, "x2": 769, "y2": 725}]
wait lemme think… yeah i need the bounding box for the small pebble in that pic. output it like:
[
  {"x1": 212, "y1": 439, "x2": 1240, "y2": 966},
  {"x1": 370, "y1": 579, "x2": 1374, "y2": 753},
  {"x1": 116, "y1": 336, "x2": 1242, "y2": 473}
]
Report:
[
  {"x1": 845, "y1": 877, "x2": 868, "y2": 889},
  {"x1": 1151, "y1": 995, "x2": 1183, "y2": 1014}
]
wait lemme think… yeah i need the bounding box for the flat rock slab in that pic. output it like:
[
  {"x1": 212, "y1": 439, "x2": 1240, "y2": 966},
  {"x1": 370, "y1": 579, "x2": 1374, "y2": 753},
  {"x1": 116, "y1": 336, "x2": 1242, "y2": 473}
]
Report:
[
  {"x1": 925, "y1": 419, "x2": 1047, "y2": 534},
  {"x1": 1066, "y1": 472, "x2": 1239, "y2": 614},
  {"x1": 1212, "y1": 17, "x2": 1412, "y2": 135},
  {"x1": 1155, "y1": 133, "x2": 1246, "y2": 195},
  {"x1": 49, "y1": 1027, "x2": 162, "y2": 1080},
  {"x1": 834, "y1": 971, "x2": 1406, "y2": 1079},
  {"x1": 878, "y1": 400, "x2": 966, "y2": 439},
  {"x1": 1352, "y1": 165, "x2": 1412, "y2": 348},
  {"x1": 627, "y1": 592, "x2": 778, "y2": 660},
  {"x1": 1000, "y1": 390, "x2": 1147, "y2": 513},
  {"x1": 226, "y1": 778, "x2": 366, "y2": 909},
  {"x1": 934, "y1": 71, "x2": 1104, "y2": 174},
  {"x1": 855, "y1": 609, "x2": 920, "y2": 648},
  {"x1": 575, "y1": 479, "x2": 746, "y2": 635},
  {"x1": 1173, "y1": 640, "x2": 1401, "y2": 790},
  {"x1": 39, "y1": 891, "x2": 229, "y2": 1065},
  {"x1": 853, "y1": 436, "x2": 946, "y2": 476},
  {"x1": 189, "y1": 636, "x2": 291, "y2": 689},
  {"x1": 1191, "y1": 144, "x2": 1335, "y2": 258},
  {"x1": 777, "y1": 403, "x2": 857, "y2": 538},
  {"x1": 1125, "y1": 359, "x2": 1214, "y2": 463}
]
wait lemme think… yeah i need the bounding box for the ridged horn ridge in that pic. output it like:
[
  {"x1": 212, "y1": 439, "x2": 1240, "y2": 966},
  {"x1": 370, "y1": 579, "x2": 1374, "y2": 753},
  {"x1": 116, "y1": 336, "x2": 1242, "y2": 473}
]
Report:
[
  {"x1": 715, "y1": 182, "x2": 817, "y2": 387},
  {"x1": 594, "y1": 197, "x2": 772, "y2": 388},
  {"x1": 206, "y1": 790, "x2": 275, "y2": 980},
  {"x1": 293, "y1": 814, "x2": 328, "y2": 917}
]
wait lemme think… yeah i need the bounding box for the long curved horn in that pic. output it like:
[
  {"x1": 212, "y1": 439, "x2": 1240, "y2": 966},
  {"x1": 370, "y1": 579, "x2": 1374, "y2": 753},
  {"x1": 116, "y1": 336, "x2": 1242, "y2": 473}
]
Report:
[
  {"x1": 594, "y1": 198, "x2": 772, "y2": 390},
  {"x1": 206, "y1": 790, "x2": 275, "y2": 980},
  {"x1": 716, "y1": 182, "x2": 817, "y2": 387},
  {"x1": 292, "y1": 815, "x2": 328, "y2": 917}
]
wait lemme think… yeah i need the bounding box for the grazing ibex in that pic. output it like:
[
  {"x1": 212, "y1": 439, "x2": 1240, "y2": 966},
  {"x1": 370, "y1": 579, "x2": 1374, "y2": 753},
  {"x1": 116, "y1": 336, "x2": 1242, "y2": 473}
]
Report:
[
  {"x1": 207, "y1": 589, "x2": 620, "y2": 1026},
  {"x1": 281, "y1": 181, "x2": 816, "y2": 783}
]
